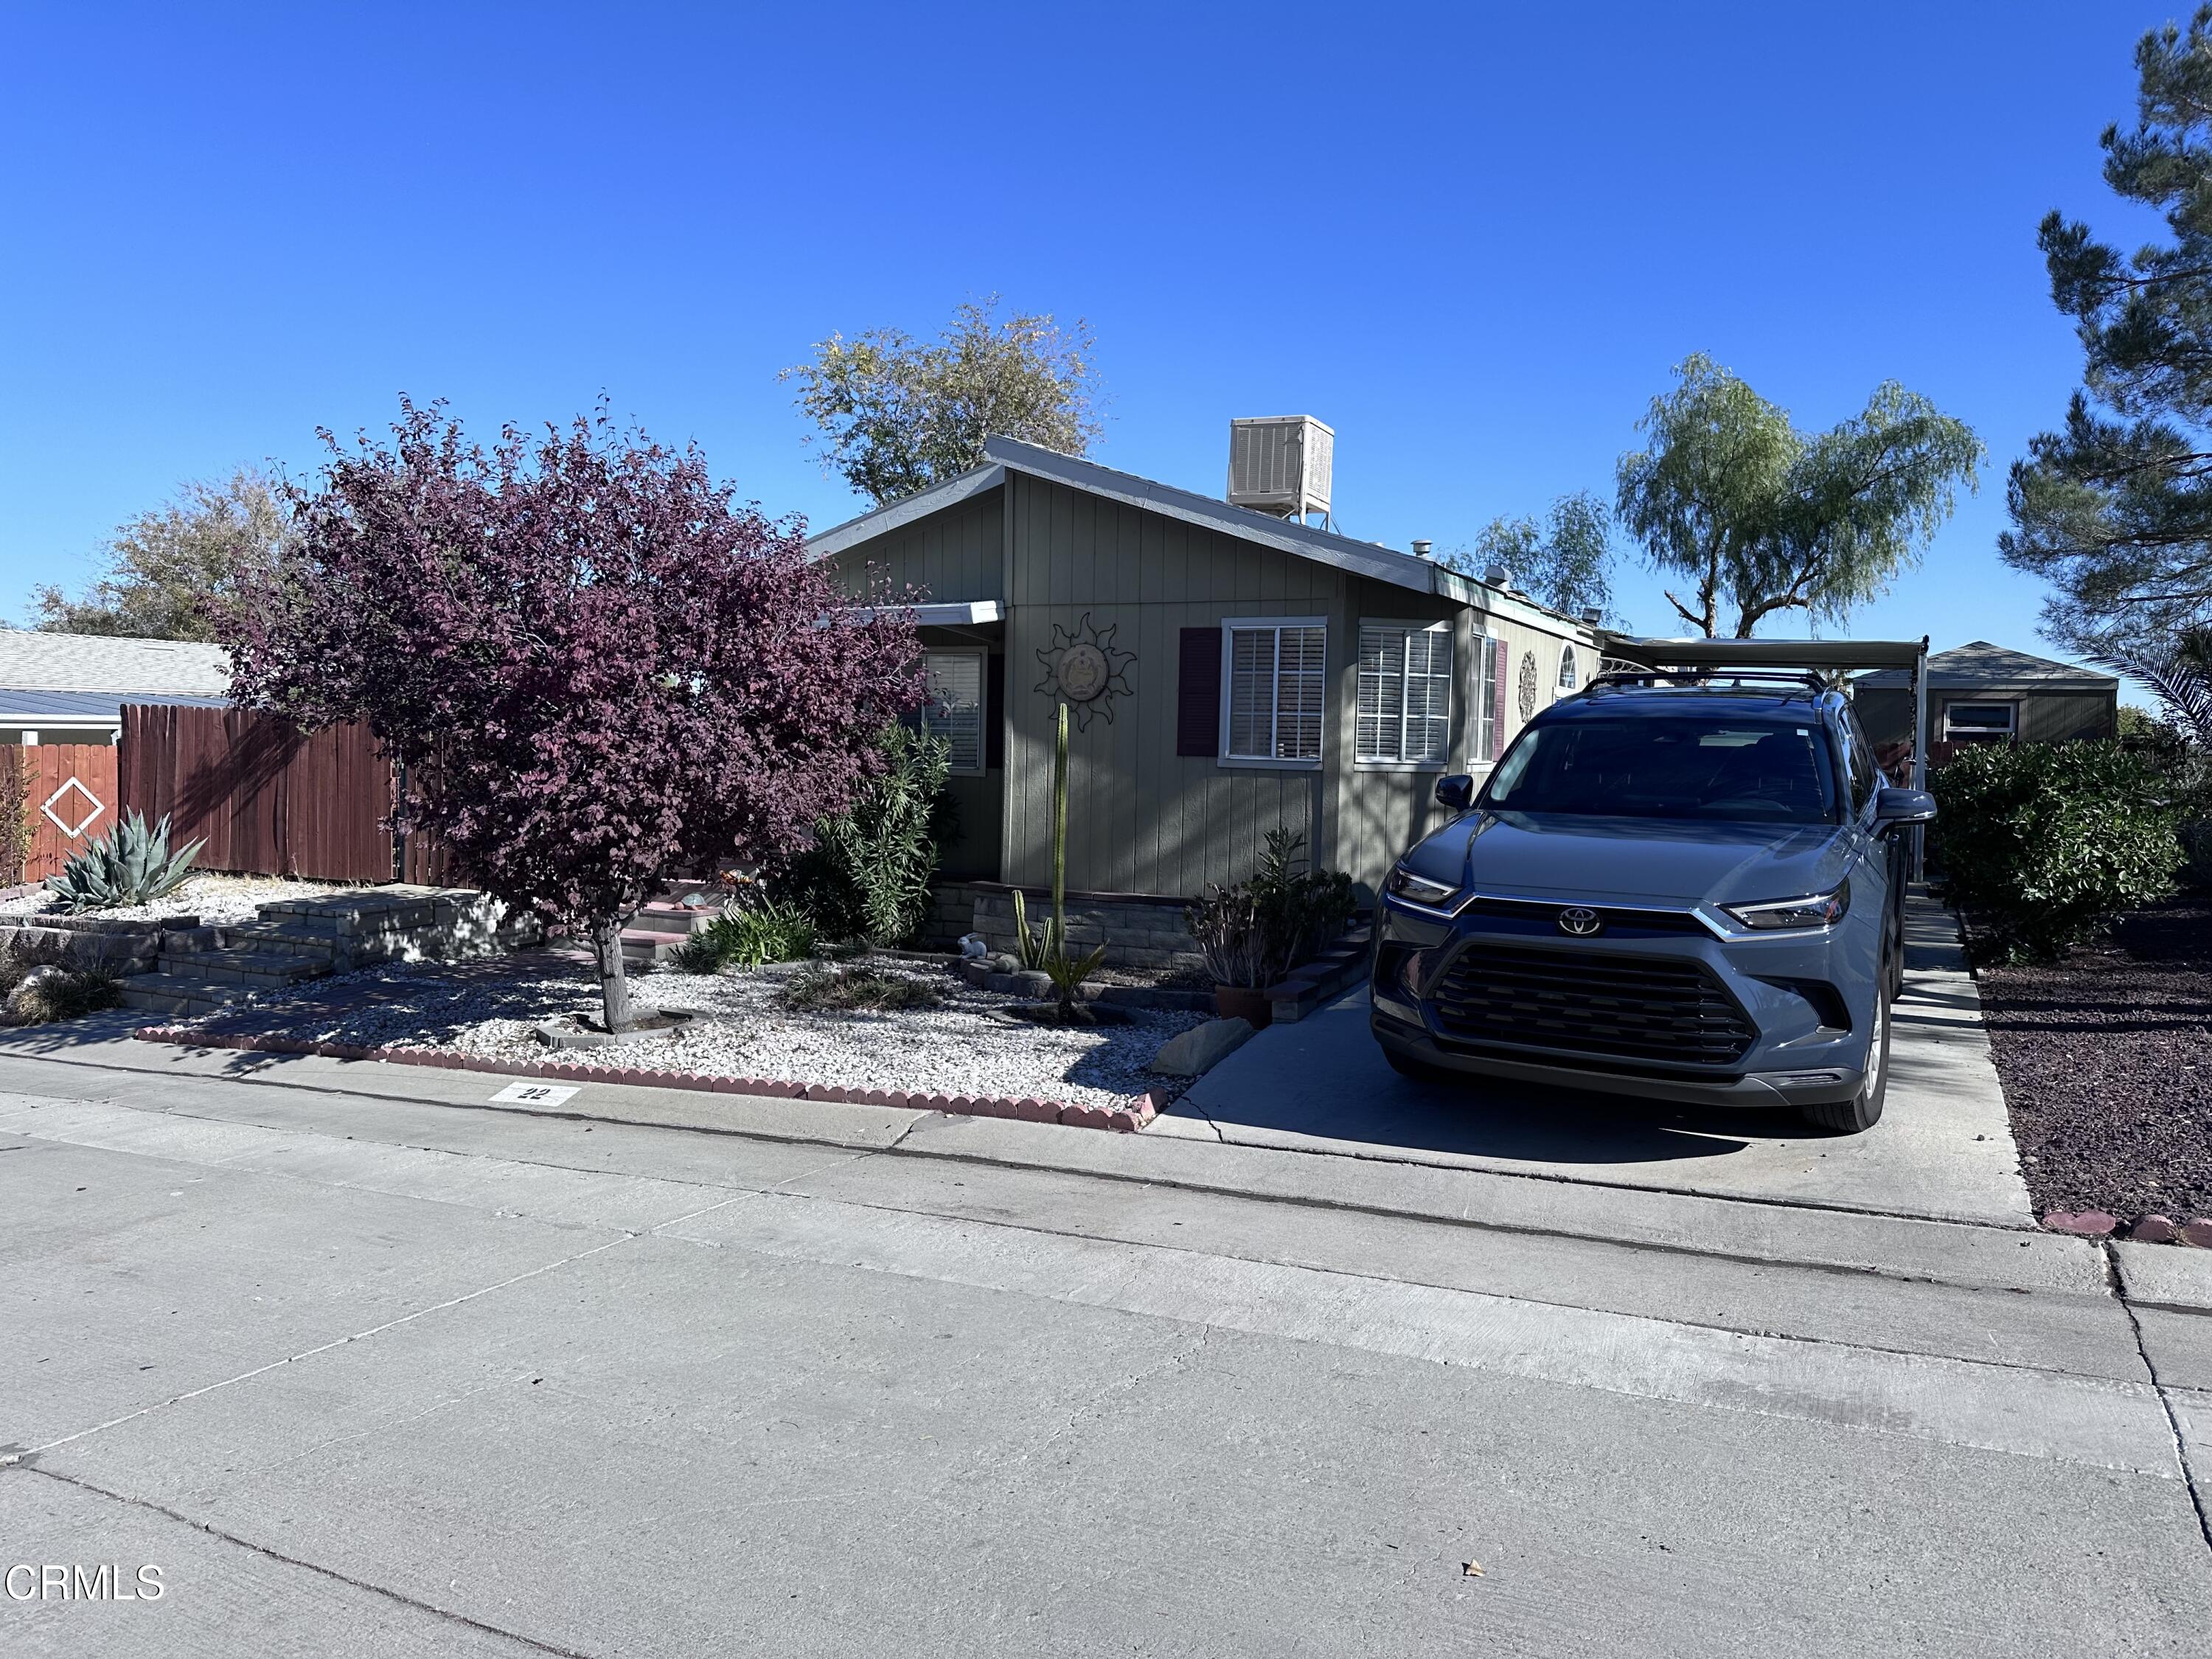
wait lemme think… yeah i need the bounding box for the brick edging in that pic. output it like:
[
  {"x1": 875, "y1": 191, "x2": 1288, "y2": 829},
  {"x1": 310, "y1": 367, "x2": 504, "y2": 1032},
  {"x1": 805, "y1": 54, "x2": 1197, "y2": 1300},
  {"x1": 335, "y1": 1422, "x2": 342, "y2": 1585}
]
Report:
[
  {"x1": 128, "y1": 1026, "x2": 1166, "y2": 1133},
  {"x1": 2043, "y1": 1209, "x2": 2212, "y2": 1247}
]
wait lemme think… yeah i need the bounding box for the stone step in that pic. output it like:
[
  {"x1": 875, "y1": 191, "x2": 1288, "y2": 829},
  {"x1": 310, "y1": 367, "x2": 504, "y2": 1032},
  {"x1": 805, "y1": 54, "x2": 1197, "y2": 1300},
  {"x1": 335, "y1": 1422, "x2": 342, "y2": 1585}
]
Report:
[
  {"x1": 155, "y1": 947, "x2": 333, "y2": 988},
  {"x1": 219, "y1": 922, "x2": 344, "y2": 959},
  {"x1": 116, "y1": 973, "x2": 257, "y2": 1018}
]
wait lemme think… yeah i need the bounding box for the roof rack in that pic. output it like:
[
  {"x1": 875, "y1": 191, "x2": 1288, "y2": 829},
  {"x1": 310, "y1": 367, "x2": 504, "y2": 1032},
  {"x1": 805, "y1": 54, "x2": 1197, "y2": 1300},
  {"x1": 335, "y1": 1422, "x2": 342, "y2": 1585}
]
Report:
[{"x1": 1588, "y1": 669, "x2": 1830, "y2": 695}]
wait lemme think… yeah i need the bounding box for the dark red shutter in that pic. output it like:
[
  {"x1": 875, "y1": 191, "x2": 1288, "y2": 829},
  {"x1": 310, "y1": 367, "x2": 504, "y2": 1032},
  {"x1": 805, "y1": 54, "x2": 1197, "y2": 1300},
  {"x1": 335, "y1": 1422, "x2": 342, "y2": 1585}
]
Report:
[
  {"x1": 985, "y1": 653, "x2": 1005, "y2": 770},
  {"x1": 1177, "y1": 627, "x2": 1222, "y2": 757}
]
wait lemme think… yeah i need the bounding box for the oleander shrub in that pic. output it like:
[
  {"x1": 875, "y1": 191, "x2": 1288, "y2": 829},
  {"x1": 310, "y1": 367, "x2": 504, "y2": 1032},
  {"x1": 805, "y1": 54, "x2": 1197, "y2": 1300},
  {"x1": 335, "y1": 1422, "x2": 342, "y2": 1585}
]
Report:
[
  {"x1": 785, "y1": 724, "x2": 959, "y2": 946},
  {"x1": 1928, "y1": 740, "x2": 2183, "y2": 961}
]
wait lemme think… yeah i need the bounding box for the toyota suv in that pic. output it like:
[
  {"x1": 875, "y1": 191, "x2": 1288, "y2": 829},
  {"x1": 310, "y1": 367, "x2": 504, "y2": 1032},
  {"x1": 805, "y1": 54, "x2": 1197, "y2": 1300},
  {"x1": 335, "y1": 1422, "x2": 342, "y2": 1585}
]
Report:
[{"x1": 1368, "y1": 674, "x2": 1935, "y2": 1133}]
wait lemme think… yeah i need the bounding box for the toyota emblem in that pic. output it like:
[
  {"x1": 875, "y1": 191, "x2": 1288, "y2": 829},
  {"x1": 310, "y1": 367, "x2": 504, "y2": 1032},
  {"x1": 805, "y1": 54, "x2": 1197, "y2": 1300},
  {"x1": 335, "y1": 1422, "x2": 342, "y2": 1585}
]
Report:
[{"x1": 1557, "y1": 906, "x2": 1603, "y2": 936}]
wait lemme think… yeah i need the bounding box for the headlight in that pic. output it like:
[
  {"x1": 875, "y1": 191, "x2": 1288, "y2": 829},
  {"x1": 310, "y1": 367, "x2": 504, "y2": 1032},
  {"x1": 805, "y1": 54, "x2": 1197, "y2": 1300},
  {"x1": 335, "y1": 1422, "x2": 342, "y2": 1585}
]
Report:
[
  {"x1": 1722, "y1": 881, "x2": 1850, "y2": 931},
  {"x1": 1385, "y1": 863, "x2": 1461, "y2": 908}
]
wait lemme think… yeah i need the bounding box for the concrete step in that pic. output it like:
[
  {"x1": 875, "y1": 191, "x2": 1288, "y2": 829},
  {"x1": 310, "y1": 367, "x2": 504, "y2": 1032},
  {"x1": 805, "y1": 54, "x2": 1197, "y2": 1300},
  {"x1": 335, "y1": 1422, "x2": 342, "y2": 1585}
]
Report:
[
  {"x1": 156, "y1": 948, "x2": 333, "y2": 988},
  {"x1": 619, "y1": 929, "x2": 690, "y2": 964},
  {"x1": 631, "y1": 904, "x2": 718, "y2": 939},
  {"x1": 116, "y1": 973, "x2": 257, "y2": 1018}
]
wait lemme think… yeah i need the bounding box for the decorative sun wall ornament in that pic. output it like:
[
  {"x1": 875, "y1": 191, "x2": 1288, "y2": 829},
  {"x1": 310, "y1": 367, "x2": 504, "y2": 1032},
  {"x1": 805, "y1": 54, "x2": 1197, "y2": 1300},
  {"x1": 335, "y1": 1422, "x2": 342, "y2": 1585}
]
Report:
[{"x1": 1034, "y1": 611, "x2": 1135, "y2": 729}]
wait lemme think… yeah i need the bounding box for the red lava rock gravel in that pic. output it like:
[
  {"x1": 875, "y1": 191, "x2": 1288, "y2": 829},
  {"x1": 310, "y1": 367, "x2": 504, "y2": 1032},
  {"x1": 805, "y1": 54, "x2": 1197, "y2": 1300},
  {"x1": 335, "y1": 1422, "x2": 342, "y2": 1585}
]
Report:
[{"x1": 1973, "y1": 894, "x2": 2212, "y2": 1225}]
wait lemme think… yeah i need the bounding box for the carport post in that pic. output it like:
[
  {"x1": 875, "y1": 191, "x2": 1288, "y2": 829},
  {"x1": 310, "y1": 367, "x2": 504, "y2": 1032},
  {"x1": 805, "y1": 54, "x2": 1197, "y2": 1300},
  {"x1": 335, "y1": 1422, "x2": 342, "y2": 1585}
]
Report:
[{"x1": 1910, "y1": 635, "x2": 1929, "y2": 879}]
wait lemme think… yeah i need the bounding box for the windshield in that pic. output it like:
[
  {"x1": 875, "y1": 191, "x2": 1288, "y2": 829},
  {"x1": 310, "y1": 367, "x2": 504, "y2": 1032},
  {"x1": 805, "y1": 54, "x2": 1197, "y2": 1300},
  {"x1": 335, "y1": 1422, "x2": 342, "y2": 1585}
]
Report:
[{"x1": 1483, "y1": 716, "x2": 1841, "y2": 824}]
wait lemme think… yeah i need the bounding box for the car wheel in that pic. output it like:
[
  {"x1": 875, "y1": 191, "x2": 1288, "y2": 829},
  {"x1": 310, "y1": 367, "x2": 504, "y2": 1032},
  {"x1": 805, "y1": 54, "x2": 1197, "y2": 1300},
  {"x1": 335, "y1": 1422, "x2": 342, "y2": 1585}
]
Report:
[
  {"x1": 1383, "y1": 1047, "x2": 1453, "y2": 1085},
  {"x1": 1801, "y1": 968, "x2": 1890, "y2": 1133}
]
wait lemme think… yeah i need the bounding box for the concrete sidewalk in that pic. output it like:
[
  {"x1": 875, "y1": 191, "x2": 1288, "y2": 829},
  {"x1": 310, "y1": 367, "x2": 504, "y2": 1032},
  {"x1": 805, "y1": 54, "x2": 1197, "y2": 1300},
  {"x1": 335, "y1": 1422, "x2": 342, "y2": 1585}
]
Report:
[
  {"x1": 1, "y1": 1055, "x2": 2206, "y2": 1657},
  {"x1": 1164, "y1": 894, "x2": 2031, "y2": 1228}
]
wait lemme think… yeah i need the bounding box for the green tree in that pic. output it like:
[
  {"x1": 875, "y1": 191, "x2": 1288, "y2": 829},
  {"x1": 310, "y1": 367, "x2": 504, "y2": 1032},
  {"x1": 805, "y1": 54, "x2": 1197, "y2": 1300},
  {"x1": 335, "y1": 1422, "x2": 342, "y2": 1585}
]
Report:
[
  {"x1": 1616, "y1": 355, "x2": 1980, "y2": 638},
  {"x1": 2002, "y1": 8, "x2": 2212, "y2": 655},
  {"x1": 31, "y1": 468, "x2": 287, "y2": 641},
  {"x1": 1453, "y1": 490, "x2": 1618, "y2": 622},
  {"x1": 784, "y1": 296, "x2": 1103, "y2": 506}
]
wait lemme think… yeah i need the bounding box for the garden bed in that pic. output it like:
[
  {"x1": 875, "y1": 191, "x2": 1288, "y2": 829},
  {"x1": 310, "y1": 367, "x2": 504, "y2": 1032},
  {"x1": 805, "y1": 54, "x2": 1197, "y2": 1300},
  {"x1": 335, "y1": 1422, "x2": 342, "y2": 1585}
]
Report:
[
  {"x1": 0, "y1": 872, "x2": 365, "y2": 926},
  {"x1": 145, "y1": 949, "x2": 1208, "y2": 1112},
  {"x1": 1975, "y1": 894, "x2": 2212, "y2": 1225}
]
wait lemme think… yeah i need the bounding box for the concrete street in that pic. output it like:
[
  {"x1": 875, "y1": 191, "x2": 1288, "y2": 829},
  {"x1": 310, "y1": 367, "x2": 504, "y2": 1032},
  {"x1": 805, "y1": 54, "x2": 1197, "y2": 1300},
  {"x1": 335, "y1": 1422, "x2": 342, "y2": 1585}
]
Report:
[{"x1": 2, "y1": 1027, "x2": 2210, "y2": 1655}]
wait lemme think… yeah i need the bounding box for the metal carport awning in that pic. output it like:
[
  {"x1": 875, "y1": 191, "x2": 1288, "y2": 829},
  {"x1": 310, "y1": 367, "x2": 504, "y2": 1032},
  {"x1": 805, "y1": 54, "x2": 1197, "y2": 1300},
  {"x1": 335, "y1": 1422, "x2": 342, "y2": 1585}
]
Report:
[{"x1": 1596, "y1": 636, "x2": 1935, "y2": 876}]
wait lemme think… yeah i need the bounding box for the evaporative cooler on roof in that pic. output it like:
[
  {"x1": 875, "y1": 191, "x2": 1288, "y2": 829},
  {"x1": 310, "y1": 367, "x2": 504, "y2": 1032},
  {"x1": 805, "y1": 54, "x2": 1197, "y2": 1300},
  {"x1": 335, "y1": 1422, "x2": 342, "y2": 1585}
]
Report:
[{"x1": 1228, "y1": 417, "x2": 1334, "y2": 525}]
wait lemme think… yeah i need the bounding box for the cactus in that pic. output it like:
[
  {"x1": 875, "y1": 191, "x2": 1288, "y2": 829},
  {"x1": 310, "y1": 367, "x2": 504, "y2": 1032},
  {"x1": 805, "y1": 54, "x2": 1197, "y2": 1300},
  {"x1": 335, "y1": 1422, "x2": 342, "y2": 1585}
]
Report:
[{"x1": 43, "y1": 811, "x2": 206, "y2": 914}]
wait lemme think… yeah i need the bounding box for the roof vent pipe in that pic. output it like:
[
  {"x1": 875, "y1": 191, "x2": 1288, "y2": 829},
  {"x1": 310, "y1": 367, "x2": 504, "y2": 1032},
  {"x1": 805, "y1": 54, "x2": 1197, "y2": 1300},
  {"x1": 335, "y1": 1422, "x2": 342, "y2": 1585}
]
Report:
[{"x1": 1411, "y1": 539, "x2": 1432, "y2": 558}]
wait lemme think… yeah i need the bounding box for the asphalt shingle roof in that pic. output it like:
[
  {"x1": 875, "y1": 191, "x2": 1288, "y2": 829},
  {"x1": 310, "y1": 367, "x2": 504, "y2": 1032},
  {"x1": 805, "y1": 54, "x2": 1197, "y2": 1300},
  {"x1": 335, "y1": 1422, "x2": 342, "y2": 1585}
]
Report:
[{"x1": 0, "y1": 630, "x2": 232, "y2": 697}]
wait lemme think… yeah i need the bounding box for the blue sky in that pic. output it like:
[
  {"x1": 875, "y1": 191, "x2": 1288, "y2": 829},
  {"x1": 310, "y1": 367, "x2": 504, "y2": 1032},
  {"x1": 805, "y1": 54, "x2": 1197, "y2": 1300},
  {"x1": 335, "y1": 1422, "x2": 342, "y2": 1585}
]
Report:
[{"x1": 0, "y1": 1, "x2": 2168, "y2": 679}]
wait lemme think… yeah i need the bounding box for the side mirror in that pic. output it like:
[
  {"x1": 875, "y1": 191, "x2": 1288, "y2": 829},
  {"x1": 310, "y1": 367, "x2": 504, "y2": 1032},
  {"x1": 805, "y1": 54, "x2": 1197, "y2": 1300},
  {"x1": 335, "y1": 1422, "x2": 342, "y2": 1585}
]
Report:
[
  {"x1": 1873, "y1": 787, "x2": 1936, "y2": 827},
  {"x1": 1434, "y1": 773, "x2": 1475, "y2": 812}
]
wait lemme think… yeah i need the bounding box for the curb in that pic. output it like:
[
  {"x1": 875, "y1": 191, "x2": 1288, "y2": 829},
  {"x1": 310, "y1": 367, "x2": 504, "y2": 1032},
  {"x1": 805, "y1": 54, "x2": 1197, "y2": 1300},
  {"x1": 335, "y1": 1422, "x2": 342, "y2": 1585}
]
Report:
[
  {"x1": 2044, "y1": 1208, "x2": 2212, "y2": 1248},
  {"x1": 128, "y1": 1026, "x2": 1168, "y2": 1133}
]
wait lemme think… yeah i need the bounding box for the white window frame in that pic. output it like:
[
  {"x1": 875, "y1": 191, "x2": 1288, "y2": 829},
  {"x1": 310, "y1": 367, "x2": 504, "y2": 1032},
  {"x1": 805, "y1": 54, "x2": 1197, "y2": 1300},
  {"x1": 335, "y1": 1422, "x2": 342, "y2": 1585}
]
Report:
[
  {"x1": 1355, "y1": 619, "x2": 1455, "y2": 771},
  {"x1": 1941, "y1": 700, "x2": 2017, "y2": 742},
  {"x1": 1471, "y1": 631, "x2": 1507, "y2": 768},
  {"x1": 1219, "y1": 616, "x2": 1326, "y2": 770},
  {"x1": 919, "y1": 648, "x2": 987, "y2": 776},
  {"x1": 1557, "y1": 645, "x2": 1579, "y2": 692}
]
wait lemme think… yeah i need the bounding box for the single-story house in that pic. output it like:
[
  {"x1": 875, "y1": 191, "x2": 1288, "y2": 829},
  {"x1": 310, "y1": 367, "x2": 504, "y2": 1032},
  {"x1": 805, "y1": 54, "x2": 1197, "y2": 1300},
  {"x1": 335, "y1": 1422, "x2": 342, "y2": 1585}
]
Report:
[
  {"x1": 807, "y1": 431, "x2": 1601, "y2": 949},
  {"x1": 1854, "y1": 640, "x2": 2116, "y2": 753},
  {"x1": 0, "y1": 630, "x2": 232, "y2": 746}
]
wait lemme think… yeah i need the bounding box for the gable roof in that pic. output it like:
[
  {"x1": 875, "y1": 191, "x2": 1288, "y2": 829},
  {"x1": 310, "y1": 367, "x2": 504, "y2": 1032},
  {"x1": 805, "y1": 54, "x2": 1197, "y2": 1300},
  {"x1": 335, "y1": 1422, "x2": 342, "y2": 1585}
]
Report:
[
  {"x1": 0, "y1": 630, "x2": 232, "y2": 697},
  {"x1": 1854, "y1": 640, "x2": 2116, "y2": 692},
  {"x1": 804, "y1": 437, "x2": 1596, "y2": 641}
]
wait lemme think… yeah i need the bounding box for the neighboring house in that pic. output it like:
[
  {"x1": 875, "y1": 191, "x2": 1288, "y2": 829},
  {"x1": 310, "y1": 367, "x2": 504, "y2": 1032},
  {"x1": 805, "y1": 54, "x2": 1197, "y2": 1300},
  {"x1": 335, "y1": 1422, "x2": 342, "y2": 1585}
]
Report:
[
  {"x1": 1854, "y1": 640, "x2": 2117, "y2": 756},
  {"x1": 0, "y1": 630, "x2": 231, "y2": 745},
  {"x1": 807, "y1": 431, "x2": 1600, "y2": 922}
]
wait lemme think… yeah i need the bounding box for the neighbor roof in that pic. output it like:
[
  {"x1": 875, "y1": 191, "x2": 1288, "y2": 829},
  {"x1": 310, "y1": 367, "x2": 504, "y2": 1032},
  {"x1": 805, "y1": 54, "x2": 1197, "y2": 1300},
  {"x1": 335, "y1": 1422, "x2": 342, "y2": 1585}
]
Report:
[
  {"x1": 0, "y1": 630, "x2": 232, "y2": 697},
  {"x1": 1854, "y1": 640, "x2": 2115, "y2": 691},
  {"x1": 804, "y1": 438, "x2": 1596, "y2": 641},
  {"x1": 0, "y1": 688, "x2": 230, "y2": 725}
]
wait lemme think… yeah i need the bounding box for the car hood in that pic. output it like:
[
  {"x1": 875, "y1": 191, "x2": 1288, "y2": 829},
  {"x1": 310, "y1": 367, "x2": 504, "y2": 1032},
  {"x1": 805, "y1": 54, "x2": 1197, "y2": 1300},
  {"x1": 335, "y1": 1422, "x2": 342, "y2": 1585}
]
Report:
[{"x1": 1398, "y1": 810, "x2": 1855, "y2": 908}]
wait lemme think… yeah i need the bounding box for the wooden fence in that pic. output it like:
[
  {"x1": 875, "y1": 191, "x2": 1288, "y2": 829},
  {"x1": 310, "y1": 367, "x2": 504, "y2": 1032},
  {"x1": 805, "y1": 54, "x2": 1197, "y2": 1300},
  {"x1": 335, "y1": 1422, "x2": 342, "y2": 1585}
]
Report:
[
  {"x1": 3, "y1": 743, "x2": 122, "y2": 885},
  {"x1": 119, "y1": 706, "x2": 406, "y2": 882}
]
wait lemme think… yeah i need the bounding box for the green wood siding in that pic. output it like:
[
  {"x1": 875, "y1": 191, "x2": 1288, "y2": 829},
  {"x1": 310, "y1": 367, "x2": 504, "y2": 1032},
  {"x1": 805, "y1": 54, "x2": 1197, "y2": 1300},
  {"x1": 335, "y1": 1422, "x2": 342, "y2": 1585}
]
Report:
[
  {"x1": 825, "y1": 487, "x2": 1004, "y2": 603},
  {"x1": 821, "y1": 472, "x2": 1590, "y2": 897}
]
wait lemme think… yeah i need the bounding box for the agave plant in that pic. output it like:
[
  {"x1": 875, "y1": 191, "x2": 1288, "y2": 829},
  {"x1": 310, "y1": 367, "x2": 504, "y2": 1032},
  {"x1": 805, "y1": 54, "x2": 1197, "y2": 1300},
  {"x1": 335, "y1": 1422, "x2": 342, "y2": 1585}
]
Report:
[{"x1": 43, "y1": 811, "x2": 206, "y2": 914}]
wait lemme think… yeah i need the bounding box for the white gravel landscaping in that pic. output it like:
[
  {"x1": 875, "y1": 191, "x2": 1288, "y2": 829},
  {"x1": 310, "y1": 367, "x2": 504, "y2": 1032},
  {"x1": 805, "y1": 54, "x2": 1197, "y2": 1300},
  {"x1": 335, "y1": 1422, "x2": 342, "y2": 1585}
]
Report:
[
  {"x1": 0, "y1": 872, "x2": 365, "y2": 926},
  {"x1": 169, "y1": 950, "x2": 1208, "y2": 1110}
]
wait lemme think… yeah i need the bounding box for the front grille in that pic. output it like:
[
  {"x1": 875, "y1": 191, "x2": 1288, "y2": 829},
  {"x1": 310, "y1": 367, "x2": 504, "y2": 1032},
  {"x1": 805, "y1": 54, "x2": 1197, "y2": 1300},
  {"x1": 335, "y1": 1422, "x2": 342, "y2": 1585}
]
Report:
[{"x1": 1427, "y1": 944, "x2": 1756, "y2": 1066}]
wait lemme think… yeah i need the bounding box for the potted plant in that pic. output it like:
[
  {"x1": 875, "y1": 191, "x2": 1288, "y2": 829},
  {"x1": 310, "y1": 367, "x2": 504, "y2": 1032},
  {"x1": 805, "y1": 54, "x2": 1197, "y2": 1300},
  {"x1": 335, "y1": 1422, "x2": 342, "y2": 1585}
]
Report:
[{"x1": 1187, "y1": 830, "x2": 1357, "y2": 1027}]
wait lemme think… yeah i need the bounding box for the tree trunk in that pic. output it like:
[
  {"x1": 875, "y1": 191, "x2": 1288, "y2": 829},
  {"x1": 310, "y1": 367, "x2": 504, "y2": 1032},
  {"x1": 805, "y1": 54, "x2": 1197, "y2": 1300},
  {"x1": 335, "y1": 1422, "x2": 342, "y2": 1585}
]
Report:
[{"x1": 591, "y1": 917, "x2": 636, "y2": 1032}]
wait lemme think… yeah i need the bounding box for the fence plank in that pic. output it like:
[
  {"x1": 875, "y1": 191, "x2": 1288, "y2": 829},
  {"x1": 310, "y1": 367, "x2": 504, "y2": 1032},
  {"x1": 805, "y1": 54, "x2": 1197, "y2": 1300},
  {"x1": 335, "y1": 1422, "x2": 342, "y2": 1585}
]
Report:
[{"x1": 119, "y1": 705, "x2": 404, "y2": 882}]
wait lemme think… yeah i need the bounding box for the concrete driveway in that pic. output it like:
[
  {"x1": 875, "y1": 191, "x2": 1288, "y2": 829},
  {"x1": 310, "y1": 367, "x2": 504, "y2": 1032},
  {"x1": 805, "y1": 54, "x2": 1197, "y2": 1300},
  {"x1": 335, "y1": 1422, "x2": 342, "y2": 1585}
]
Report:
[{"x1": 1164, "y1": 896, "x2": 2031, "y2": 1227}]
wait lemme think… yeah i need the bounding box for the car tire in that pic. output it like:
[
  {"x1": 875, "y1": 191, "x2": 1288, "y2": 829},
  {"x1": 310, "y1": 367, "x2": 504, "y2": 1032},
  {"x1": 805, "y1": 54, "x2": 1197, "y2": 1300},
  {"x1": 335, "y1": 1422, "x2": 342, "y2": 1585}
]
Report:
[
  {"x1": 1801, "y1": 966, "x2": 1890, "y2": 1133},
  {"x1": 1383, "y1": 1047, "x2": 1453, "y2": 1085}
]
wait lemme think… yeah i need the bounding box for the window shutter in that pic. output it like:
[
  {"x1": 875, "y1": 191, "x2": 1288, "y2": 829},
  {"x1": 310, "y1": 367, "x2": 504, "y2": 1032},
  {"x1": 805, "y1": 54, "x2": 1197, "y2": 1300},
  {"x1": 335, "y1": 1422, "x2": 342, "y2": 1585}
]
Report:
[
  {"x1": 985, "y1": 653, "x2": 1005, "y2": 770},
  {"x1": 1177, "y1": 627, "x2": 1222, "y2": 757}
]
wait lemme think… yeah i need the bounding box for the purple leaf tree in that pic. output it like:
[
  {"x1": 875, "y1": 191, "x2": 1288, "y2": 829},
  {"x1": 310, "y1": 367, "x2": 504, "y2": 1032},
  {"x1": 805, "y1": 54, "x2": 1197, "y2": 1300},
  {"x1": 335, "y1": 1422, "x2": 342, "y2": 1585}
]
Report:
[{"x1": 221, "y1": 399, "x2": 922, "y2": 1031}]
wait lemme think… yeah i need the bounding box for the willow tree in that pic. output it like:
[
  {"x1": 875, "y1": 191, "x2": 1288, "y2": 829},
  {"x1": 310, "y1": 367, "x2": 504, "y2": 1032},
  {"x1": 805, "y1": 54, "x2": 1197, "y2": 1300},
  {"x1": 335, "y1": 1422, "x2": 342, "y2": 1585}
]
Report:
[
  {"x1": 2003, "y1": 7, "x2": 2212, "y2": 656},
  {"x1": 1616, "y1": 355, "x2": 1981, "y2": 638}
]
